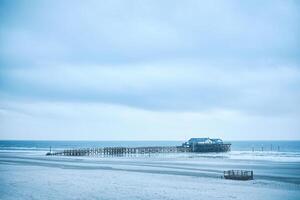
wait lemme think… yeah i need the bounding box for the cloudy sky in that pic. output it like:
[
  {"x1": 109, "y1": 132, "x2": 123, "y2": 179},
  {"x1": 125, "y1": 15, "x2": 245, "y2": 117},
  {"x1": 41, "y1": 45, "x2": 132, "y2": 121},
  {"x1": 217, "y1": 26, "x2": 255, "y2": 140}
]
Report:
[{"x1": 0, "y1": 0, "x2": 299, "y2": 140}]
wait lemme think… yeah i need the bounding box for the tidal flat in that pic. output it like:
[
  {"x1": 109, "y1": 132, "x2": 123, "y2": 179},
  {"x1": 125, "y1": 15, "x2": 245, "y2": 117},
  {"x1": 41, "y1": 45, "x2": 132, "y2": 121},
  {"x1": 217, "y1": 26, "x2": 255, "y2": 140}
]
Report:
[{"x1": 0, "y1": 150, "x2": 299, "y2": 200}]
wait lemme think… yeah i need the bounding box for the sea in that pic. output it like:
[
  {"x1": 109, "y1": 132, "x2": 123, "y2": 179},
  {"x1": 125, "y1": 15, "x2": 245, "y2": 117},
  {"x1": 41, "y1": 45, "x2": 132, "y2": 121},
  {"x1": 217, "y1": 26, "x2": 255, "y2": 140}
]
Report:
[
  {"x1": 0, "y1": 140, "x2": 299, "y2": 152},
  {"x1": 0, "y1": 140, "x2": 300, "y2": 162}
]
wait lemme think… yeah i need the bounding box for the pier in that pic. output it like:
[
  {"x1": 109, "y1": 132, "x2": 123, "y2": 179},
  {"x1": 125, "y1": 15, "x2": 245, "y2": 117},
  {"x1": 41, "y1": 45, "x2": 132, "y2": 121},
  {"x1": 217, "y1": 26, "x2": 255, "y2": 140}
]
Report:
[
  {"x1": 46, "y1": 138, "x2": 231, "y2": 157},
  {"x1": 46, "y1": 146, "x2": 192, "y2": 156}
]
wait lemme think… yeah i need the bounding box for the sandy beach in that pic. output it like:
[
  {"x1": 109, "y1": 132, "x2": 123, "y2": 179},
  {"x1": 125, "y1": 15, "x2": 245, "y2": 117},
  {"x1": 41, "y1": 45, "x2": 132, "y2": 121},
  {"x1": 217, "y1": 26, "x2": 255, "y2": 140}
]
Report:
[{"x1": 1, "y1": 151, "x2": 299, "y2": 200}]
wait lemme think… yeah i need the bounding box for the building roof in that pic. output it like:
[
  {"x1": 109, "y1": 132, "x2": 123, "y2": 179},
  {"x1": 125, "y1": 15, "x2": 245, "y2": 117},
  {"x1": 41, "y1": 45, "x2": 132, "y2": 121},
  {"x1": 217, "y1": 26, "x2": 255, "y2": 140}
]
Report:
[
  {"x1": 188, "y1": 138, "x2": 210, "y2": 143},
  {"x1": 188, "y1": 138, "x2": 223, "y2": 144},
  {"x1": 211, "y1": 138, "x2": 223, "y2": 143}
]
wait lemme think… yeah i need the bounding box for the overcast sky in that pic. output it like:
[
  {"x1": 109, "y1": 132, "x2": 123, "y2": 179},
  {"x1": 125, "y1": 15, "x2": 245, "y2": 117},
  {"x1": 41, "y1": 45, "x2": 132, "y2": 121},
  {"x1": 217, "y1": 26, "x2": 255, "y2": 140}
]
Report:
[{"x1": 0, "y1": 0, "x2": 299, "y2": 140}]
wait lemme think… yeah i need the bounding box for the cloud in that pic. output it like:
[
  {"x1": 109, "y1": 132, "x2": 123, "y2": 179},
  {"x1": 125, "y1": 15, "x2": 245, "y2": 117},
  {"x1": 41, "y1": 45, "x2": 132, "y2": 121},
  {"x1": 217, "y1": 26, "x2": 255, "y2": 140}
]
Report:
[
  {"x1": 1, "y1": 0, "x2": 299, "y2": 65},
  {"x1": 1, "y1": 60, "x2": 299, "y2": 116},
  {"x1": 0, "y1": 0, "x2": 299, "y2": 139},
  {"x1": 1, "y1": 101, "x2": 299, "y2": 140}
]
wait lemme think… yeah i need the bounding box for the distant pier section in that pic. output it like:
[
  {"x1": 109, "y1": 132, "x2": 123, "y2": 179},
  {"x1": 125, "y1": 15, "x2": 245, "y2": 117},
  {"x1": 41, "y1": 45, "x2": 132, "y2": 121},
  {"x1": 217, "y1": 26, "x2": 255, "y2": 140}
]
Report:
[{"x1": 46, "y1": 138, "x2": 231, "y2": 156}]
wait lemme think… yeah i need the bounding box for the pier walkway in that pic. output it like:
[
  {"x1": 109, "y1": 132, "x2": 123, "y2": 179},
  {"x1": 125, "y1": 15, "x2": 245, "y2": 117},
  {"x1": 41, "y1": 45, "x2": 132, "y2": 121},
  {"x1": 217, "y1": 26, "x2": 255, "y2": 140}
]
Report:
[{"x1": 47, "y1": 146, "x2": 191, "y2": 156}]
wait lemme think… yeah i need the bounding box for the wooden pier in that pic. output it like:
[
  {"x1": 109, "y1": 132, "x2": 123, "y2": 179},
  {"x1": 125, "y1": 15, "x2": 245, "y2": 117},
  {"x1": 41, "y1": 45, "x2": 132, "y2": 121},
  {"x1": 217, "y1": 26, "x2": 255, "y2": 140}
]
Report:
[
  {"x1": 46, "y1": 146, "x2": 191, "y2": 157},
  {"x1": 46, "y1": 143, "x2": 231, "y2": 157}
]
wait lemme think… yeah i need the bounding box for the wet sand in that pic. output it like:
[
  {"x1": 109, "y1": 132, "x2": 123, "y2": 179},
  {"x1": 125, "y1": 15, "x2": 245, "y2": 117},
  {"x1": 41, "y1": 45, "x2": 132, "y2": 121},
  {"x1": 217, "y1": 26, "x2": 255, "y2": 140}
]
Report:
[{"x1": 0, "y1": 151, "x2": 299, "y2": 200}]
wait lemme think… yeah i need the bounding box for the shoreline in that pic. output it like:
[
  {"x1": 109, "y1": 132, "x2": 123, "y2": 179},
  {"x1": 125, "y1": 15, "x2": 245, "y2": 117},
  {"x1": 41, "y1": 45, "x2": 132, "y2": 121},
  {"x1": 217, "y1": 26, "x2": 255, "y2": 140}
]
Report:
[{"x1": 1, "y1": 150, "x2": 300, "y2": 200}]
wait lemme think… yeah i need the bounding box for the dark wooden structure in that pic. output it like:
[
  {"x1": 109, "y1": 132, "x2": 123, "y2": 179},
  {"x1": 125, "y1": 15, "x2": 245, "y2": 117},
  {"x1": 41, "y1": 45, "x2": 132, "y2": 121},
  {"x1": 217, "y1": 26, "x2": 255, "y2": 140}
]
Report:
[
  {"x1": 224, "y1": 170, "x2": 253, "y2": 180},
  {"x1": 46, "y1": 143, "x2": 231, "y2": 157},
  {"x1": 192, "y1": 143, "x2": 231, "y2": 152},
  {"x1": 46, "y1": 146, "x2": 191, "y2": 156},
  {"x1": 46, "y1": 138, "x2": 230, "y2": 157}
]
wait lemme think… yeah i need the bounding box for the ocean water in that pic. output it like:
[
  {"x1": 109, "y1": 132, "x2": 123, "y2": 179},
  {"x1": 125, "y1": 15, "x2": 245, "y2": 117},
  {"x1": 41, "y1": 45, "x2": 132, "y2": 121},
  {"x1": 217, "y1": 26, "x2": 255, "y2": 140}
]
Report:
[
  {"x1": 0, "y1": 140, "x2": 300, "y2": 152},
  {"x1": 1, "y1": 140, "x2": 300, "y2": 162},
  {"x1": 0, "y1": 140, "x2": 183, "y2": 151}
]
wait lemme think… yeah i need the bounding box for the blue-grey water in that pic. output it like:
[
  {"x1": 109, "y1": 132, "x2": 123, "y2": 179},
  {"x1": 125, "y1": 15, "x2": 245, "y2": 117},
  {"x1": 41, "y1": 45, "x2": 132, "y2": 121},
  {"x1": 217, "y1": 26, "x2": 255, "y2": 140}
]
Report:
[{"x1": 0, "y1": 140, "x2": 300, "y2": 152}]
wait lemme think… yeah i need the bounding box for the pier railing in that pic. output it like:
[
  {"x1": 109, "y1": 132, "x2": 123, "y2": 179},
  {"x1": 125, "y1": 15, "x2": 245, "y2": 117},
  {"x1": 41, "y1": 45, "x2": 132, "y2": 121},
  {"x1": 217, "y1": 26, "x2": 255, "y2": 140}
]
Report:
[
  {"x1": 46, "y1": 143, "x2": 231, "y2": 157},
  {"x1": 46, "y1": 146, "x2": 191, "y2": 156}
]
